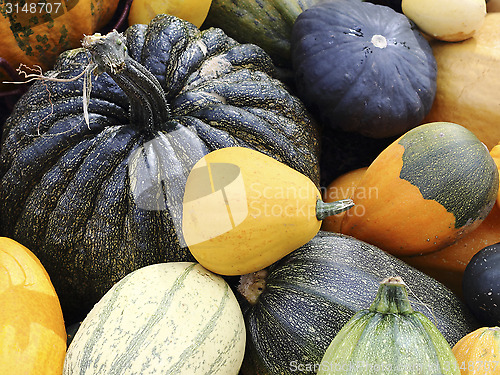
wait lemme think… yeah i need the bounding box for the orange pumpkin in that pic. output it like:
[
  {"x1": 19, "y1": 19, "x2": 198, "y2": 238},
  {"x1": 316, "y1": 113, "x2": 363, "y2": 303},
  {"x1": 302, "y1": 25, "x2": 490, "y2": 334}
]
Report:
[
  {"x1": 0, "y1": 237, "x2": 66, "y2": 374},
  {"x1": 323, "y1": 163, "x2": 500, "y2": 298},
  {"x1": 399, "y1": 142, "x2": 497, "y2": 296},
  {"x1": 339, "y1": 122, "x2": 498, "y2": 257},
  {"x1": 452, "y1": 326, "x2": 500, "y2": 374},
  {"x1": 0, "y1": 0, "x2": 119, "y2": 90},
  {"x1": 321, "y1": 167, "x2": 368, "y2": 233}
]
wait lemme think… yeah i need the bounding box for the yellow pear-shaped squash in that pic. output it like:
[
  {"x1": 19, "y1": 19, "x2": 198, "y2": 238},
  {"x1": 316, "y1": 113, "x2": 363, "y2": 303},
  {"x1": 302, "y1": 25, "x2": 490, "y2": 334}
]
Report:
[
  {"x1": 182, "y1": 147, "x2": 353, "y2": 275},
  {"x1": 0, "y1": 237, "x2": 67, "y2": 374}
]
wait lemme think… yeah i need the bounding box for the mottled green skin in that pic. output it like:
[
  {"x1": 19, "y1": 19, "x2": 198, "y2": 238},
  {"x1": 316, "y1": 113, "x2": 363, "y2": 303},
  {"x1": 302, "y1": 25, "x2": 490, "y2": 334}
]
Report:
[
  {"x1": 240, "y1": 231, "x2": 479, "y2": 375},
  {"x1": 399, "y1": 122, "x2": 499, "y2": 229},
  {"x1": 202, "y1": 0, "x2": 324, "y2": 67},
  {"x1": 0, "y1": 15, "x2": 319, "y2": 323},
  {"x1": 0, "y1": 0, "x2": 73, "y2": 65},
  {"x1": 318, "y1": 280, "x2": 460, "y2": 374}
]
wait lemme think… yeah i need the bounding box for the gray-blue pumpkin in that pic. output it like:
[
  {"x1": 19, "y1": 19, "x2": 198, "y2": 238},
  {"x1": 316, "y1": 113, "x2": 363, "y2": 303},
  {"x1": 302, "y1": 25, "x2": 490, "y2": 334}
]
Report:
[{"x1": 291, "y1": 0, "x2": 437, "y2": 138}]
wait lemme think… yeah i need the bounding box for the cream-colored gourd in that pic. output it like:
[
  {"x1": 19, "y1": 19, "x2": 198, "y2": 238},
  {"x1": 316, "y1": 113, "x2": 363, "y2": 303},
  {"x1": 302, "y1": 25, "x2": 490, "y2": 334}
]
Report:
[
  {"x1": 402, "y1": 0, "x2": 486, "y2": 42},
  {"x1": 64, "y1": 262, "x2": 245, "y2": 374}
]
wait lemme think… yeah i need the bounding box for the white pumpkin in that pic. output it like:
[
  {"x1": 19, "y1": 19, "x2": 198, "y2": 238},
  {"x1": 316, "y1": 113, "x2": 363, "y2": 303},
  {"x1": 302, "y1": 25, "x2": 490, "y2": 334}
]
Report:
[
  {"x1": 63, "y1": 262, "x2": 246, "y2": 374},
  {"x1": 402, "y1": 0, "x2": 486, "y2": 42}
]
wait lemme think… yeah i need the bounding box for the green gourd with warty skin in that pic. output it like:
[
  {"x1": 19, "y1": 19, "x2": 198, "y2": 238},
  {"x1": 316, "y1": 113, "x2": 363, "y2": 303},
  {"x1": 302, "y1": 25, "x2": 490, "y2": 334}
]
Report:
[{"x1": 318, "y1": 276, "x2": 460, "y2": 375}]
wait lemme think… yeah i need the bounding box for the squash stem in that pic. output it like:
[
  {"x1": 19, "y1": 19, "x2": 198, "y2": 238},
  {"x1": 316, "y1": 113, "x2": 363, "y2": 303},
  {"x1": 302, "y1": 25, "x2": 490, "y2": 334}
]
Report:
[
  {"x1": 316, "y1": 199, "x2": 354, "y2": 221},
  {"x1": 237, "y1": 270, "x2": 268, "y2": 305},
  {"x1": 82, "y1": 31, "x2": 171, "y2": 133},
  {"x1": 369, "y1": 276, "x2": 414, "y2": 315}
]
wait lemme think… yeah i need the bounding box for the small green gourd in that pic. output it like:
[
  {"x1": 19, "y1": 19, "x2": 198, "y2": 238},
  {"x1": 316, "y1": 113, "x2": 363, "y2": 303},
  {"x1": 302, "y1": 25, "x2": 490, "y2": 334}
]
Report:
[{"x1": 318, "y1": 276, "x2": 460, "y2": 375}]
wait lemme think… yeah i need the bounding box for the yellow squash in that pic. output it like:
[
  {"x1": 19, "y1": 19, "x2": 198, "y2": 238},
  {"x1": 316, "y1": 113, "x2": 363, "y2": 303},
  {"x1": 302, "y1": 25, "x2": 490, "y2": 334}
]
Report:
[
  {"x1": 423, "y1": 13, "x2": 500, "y2": 150},
  {"x1": 182, "y1": 147, "x2": 353, "y2": 275},
  {"x1": 452, "y1": 327, "x2": 500, "y2": 374},
  {"x1": 0, "y1": 237, "x2": 66, "y2": 374},
  {"x1": 128, "y1": 0, "x2": 212, "y2": 28}
]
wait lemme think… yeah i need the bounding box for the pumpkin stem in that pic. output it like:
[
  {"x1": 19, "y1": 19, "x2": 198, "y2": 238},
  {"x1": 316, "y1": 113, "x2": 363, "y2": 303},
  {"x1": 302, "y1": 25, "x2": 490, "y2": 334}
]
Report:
[
  {"x1": 82, "y1": 31, "x2": 171, "y2": 133},
  {"x1": 369, "y1": 276, "x2": 414, "y2": 315},
  {"x1": 316, "y1": 198, "x2": 354, "y2": 221},
  {"x1": 237, "y1": 270, "x2": 268, "y2": 305}
]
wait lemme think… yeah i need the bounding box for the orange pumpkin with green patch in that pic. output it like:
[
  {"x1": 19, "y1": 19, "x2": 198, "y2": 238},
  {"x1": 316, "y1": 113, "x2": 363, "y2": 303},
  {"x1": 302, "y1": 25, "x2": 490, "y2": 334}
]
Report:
[
  {"x1": 0, "y1": 0, "x2": 119, "y2": 90},
  {"x1": 340, "y1": 122, "x2": 499, "y2": 257}
]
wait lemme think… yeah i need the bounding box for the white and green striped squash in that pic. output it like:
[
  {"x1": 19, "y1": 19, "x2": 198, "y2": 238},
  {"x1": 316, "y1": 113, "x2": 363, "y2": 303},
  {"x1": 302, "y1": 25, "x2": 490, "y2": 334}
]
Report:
[{"x1": 63, "y1": 262, "x2": 246, "y2": 374}]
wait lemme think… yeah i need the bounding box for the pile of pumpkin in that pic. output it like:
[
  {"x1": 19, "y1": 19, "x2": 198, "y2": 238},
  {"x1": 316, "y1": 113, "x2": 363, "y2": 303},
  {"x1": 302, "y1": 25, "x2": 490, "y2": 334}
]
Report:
[{"x1": 1, "y1": 0, "x2": 500, "y2": 373}]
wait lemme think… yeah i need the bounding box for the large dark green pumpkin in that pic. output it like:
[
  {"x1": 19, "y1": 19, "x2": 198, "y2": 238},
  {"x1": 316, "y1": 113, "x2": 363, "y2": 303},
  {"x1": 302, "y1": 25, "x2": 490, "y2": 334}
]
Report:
[
  {"x1": 238, "y1": 231, "x2": 479, "y2": 375},
  {"x1": 291, "y1": 0, "x2": 437, "y2": 138},
  {"x1": 0, "y1": 15, "x2": 319, "y2": 323}
]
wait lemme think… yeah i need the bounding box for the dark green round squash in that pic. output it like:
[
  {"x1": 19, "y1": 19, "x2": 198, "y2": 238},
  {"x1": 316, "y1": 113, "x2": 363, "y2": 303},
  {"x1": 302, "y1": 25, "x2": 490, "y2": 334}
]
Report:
[
  {"x1": 202, "y1": 0, "x2": 324, "y2": 69},
  {"x1": 463, "y1": 243, "x2": 500, "y2": 326},
  {"x1": 291, "y1": 0, "x2": 437, "y2": 138},
  {"x1": 0, "y1": 15, "x2": 319, "y2": 323},
  {"x1": 238, "y1": 231, "x2": 479, "y2": 375}
]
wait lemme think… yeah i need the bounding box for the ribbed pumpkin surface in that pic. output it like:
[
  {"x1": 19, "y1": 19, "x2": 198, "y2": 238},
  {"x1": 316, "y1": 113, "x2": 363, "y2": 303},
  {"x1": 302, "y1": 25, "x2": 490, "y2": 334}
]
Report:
[
  {"x1": 239, "y1": 231, "x2": 479, "y2": 375},
  {"x1": 318, "y1": 277, "x2": 460, "y2": 375},
  {"x1": 64, "y1": 262, "x2": 246, "y2": 374},
  {"x1": 0, "y1": 15, "x2": 319, "y2": 323},
  {"x1": 0, "y1": 237, "x2": 66, "y2": 375}
]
